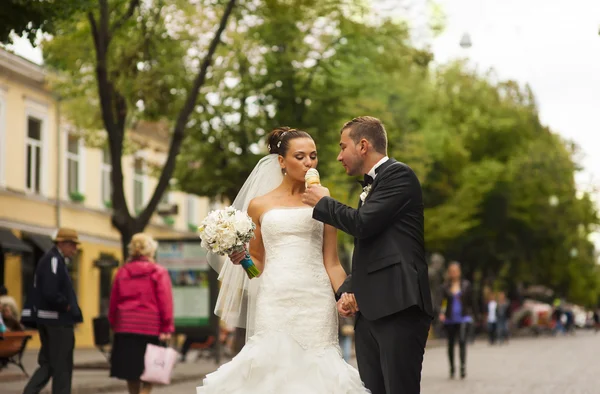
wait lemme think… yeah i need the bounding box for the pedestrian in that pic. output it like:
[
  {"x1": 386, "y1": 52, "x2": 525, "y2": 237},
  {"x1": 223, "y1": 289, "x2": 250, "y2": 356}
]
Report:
[
  {"x1": 2, "y1": 303, "x2": 24, "y2": 331},
  {"x1": 496, "y1": 291, "x2": 511, "y2": 344},
  {"x1": 339, "y1": 315, "x2": 355, "y2": 363},
  {"x1": 0, "y1": 284, "x2": 19, "y2": 320},
  {"x1": 552, "y1": 300, "x2": 565, "y2": 335},
  {"x1": 439, "y1": 262, "x2": 473, "y2": 379},
  {"x1": 108, "y1": 233, "x2": 174, "y2": 394},
  {"x1": 487, "y1": 292, "x2": 498, "y2": 345},
  {"x1": 23, "y1": 228, "x2": 83, "y2": 394}
]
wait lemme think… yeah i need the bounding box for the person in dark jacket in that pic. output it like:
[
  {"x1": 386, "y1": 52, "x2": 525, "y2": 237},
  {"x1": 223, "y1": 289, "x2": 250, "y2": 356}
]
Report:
[
  {"x1": 23, "y1": 228, "x2": 83, "y2": 394},
  {"x1": 439, "y1": 262, "x2": 473, "y2": 379}
]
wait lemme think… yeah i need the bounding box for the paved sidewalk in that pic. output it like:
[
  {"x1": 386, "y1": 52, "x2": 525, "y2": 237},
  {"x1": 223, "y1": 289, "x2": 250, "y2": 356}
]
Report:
[
  {"x1": 0, "y1": 349, "x2": 221, "y2": 394},
  {"x1": 0, "y1": 337, "x2": 445, "y2": 394}
]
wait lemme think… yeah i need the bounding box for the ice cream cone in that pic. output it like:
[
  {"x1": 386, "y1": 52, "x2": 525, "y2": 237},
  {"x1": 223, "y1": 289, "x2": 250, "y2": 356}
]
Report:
[{"x1": 305, "y1": 168, "x2": 320, "y2": 186}]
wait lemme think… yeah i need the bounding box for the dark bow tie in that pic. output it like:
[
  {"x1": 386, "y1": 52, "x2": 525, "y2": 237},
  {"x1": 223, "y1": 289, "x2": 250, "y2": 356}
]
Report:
[{"x1": 359, "y1": 174, "x2": 374, "y2": 188}]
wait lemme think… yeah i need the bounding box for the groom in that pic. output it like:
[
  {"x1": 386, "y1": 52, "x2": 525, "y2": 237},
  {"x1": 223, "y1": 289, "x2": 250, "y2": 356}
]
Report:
[{"x1": 303, "y1": 116, "x2": 433, "y2": 394}]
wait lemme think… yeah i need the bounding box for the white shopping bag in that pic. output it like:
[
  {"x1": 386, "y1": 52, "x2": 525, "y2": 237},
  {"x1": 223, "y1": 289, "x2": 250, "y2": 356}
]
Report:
[{"x1": 140, "y1": 343, "x2": 179, "y2": 385}]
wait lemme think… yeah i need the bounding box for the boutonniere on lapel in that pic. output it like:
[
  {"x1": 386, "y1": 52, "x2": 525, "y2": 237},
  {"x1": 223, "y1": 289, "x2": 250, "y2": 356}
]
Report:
[{"x1": 360, "y1": 184, "x2": 372, "y2": 203}]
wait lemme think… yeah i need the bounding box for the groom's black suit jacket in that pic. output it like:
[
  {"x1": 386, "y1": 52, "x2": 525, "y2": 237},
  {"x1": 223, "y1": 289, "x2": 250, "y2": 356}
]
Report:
[{"x1": 313, "y1": 158, "x2": 433, "y2": 321}]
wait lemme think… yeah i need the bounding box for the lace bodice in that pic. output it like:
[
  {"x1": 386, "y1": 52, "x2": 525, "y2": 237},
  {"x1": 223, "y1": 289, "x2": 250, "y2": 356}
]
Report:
[{"x1": 253, "y1": 207, "x2": 339, "y2": 349}]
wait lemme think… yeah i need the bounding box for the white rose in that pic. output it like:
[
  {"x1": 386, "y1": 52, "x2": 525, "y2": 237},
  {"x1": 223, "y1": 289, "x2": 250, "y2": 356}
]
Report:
[
  {"x1": 220, "y1": 231, "x2": 238, "y2": 251},
  {"x1": 233, "y1": 212, "x2": 252, "y2": 235},
  {"x1": 201, "y1": 223, "x2": 217, "y2": 240}
]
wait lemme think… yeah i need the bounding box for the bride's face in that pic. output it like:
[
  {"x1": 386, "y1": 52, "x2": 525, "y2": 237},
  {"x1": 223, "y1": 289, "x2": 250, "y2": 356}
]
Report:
[{"x1": 279, "y1": 137, "x2": 318, "y2": 182}]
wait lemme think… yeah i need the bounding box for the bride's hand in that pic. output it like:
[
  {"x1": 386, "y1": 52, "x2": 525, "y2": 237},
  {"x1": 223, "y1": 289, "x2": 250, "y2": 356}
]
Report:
[
  {"x1": 229, "y1": 250, "x2": 246, "y2": 265},
  {"x1": 341, "y1": 293, "x2": 359, "y2": 313},
  {"x1": 337, "y1": 293, "x2": 358, "y2": 317}
]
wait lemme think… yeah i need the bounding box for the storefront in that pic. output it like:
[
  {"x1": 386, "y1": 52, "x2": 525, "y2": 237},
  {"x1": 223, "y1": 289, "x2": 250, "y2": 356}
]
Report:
[
  {"x1": 0, "y1": 225, "x2": 123, "y2": 348},
  {"x1": 0, "y1": 228, "x2": 32, "y2": 310}
]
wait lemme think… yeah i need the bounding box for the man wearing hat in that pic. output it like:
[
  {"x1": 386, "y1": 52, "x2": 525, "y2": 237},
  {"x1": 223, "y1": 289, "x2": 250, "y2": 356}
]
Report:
[{"x1": 23, "y1": 228, "x2": 83, "y2": 394}]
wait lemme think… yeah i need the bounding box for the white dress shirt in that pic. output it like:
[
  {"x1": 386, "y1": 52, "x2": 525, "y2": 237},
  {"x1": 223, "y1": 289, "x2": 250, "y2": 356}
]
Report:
[{"x1": 367, "y1": 156, "x2": 389, "y2": 180}]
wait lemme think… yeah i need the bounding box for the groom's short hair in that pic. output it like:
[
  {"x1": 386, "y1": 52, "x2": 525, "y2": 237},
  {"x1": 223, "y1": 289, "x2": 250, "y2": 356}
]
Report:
[{"x1": 341, "y1": 116, "x2": 387, "y2": 154}]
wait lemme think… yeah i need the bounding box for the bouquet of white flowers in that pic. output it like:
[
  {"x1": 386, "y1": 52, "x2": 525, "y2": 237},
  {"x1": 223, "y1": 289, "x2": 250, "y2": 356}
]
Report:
[{"x1": 197, "y1": 206, "x2": 260, "y2": 278}]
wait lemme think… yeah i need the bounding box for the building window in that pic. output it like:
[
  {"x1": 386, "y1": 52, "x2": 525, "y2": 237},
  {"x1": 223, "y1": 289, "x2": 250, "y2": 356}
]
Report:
[
  {"x1": 133, "y1": 158, "x2": 145, "y2": 212},
  {"x1": 26, "y1": 116, "x2": 43, "y2": 193},
  {"x1": 101, "y1": 146, "x2": 112, "y2": 207},
  {"x1": 160, "y1": 189, "x2": 170, "y2": 205},
  {"x1": 186, "y1": 196, "x2": 196, "y2": 225},
  {"x1": 66, "y1": 133, "x2": 81, "y2": 195}
]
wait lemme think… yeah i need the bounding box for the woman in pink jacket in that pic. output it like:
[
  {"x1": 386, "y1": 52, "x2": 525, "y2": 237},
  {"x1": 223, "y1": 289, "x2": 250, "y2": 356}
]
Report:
[{"x1": 109, "y1": 233, "x2": 174, "y2": 394}]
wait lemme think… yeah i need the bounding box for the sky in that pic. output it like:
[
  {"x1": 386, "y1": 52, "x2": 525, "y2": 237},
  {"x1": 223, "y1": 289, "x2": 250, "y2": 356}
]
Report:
[
  {"x1": 7, "y1": 0, "x2": 600, "y2": 246},
  {"x1": 429, "y1": 0, "x2": 600, "y2": 248}
]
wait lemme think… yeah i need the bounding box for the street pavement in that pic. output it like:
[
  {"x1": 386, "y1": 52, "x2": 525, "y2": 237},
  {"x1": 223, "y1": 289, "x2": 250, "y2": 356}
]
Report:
[{"x1": 2, "y1": 331, "x2": 598, "y2": 393}]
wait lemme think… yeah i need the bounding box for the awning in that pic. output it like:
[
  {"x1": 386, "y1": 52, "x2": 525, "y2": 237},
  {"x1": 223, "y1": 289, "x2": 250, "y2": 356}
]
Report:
[
  {"x1": 22, "y1": 233, "x2": 54, "y2": 253},
  {"x1": 0, "y1": 228, "x2": 33, "y2": 253}
]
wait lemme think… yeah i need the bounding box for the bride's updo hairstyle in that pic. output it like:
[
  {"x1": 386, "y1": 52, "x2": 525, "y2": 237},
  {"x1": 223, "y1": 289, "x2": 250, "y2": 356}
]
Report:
[{"x1": 267, "y1": 127, "x2": 313, "y2": 158}]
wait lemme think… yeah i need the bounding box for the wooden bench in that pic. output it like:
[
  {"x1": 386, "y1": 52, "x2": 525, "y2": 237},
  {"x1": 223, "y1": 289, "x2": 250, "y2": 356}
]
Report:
[{"x1": 0, "y1": 331, "x2": 34, "y2": 376}]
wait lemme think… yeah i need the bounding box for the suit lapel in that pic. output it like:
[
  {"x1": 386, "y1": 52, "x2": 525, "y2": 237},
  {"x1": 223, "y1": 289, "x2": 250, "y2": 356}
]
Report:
[{"x1": 362, "y1": 158, "x2": 397, "y2": 205}]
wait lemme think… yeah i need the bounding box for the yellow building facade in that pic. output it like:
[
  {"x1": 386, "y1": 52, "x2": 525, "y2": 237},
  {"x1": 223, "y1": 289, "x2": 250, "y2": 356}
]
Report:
[{"x1": 0, "y1": 48, "x2": 214, "y2": 348}]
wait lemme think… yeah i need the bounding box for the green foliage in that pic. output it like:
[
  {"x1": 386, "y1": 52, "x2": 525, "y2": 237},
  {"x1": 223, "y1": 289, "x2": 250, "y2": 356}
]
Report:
[
  {"x1": 0, "y1": 0, "x2": 93, "y2": 45},
  {"x1": 69, "y1": 191, "x2": 86, "y2": 203},
  {"x1": 174, "y1": 0, "x2": 422, "y2": 202},
  {"x1": 43, "y1": 0, "x2": 194, "y2": 133},
  {"x1": 406, "y1": 64, "x2": 600, "y2": 306}
]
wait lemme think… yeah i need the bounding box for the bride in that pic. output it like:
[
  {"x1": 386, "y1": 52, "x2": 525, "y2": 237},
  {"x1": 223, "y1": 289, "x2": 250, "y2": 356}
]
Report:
[{"x1": 197, "y1": 127, "x2": 368, "y2": 393}]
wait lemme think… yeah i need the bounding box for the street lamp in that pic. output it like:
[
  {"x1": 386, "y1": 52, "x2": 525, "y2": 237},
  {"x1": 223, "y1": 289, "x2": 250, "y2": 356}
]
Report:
[{"x1": 460, "y1": 32, "x2": 472, "y2": 48}]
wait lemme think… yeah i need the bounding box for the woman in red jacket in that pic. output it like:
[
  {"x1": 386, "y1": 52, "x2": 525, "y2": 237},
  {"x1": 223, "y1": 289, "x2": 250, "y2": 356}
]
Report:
[{"x1": 109, "y1": 233, "x2": 174, "y2": 394}]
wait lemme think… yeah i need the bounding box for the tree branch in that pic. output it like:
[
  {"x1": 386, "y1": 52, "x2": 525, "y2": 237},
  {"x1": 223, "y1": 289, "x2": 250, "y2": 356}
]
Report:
[
  {"x1": 88, "y1": 12, "x2": 99, "y2": 48},
  {"x1": 137, "y1": 0, "x2": 237, "y2": 227},
  {"x1": 90, "y1": 1, "x2": 130, "y2": 231},
  {"x1": 99, "y1": 0, "x2": 110, "y2": 44},
  {"x1": 111, "y1": 0, "x2": 140, "y2": 33}
]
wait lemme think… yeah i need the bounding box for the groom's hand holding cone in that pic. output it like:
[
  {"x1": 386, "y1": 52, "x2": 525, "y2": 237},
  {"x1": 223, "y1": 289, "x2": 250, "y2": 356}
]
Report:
[{"x1": 302, "y1": 169, "x2": 330, "y2": 207}]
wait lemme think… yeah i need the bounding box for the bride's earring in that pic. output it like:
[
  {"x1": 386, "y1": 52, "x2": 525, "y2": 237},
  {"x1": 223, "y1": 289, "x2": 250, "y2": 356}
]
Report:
[{"x1": 282, "y1": 168, "x2": 287, "y2": 176}]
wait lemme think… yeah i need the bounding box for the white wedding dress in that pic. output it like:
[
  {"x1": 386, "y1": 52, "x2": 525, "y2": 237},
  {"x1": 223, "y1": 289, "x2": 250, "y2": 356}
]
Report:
[{"x1": 197, "y1": 207, "x2": 368, "y2": 393}]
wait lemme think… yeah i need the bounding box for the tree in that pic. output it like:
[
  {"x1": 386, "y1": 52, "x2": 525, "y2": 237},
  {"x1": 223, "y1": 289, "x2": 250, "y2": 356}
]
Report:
[
  {"x1": 404, "y1": 64, "x2": 600, "y2": 306},
  {"x1": 43, "y1": 0, "x2": 237, "y2": 258},
  {"x1": 0, "y1": 0, "x2": 93, "y2": 45},
  {"x1": 175, "y1": 0, "x2": 427, "y2": 203}
]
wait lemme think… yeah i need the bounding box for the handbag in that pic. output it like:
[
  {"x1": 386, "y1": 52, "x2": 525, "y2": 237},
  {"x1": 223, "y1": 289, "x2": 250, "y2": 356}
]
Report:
[{"x1": 140, "y1": 343, "x2": 179, "y2": 385}]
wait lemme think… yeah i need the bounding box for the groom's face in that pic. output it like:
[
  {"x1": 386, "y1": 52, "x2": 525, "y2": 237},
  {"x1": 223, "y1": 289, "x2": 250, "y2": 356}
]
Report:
[{"x1": 338, "y1": 128, "x2": 364, "y2": 176}]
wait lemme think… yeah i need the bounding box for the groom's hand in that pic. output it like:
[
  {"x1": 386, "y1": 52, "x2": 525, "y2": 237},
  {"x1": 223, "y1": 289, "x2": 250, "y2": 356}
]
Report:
[
  {"x1": 337, "y1": 300, "x2": 353, "y2": 317},
  {"x1": 302, "y1": 185, "x2": 330, "y2": 207}
]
